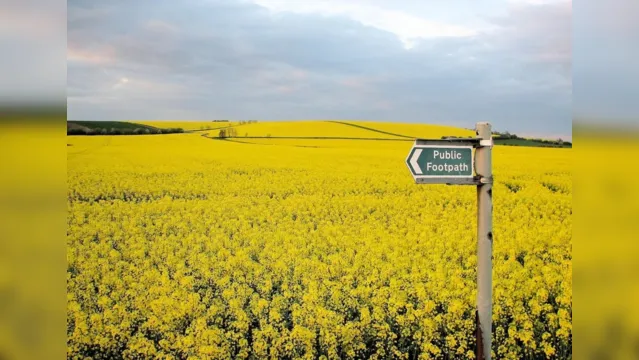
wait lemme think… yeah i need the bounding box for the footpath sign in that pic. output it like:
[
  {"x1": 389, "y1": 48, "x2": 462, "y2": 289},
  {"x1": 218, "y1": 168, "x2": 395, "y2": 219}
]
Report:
[
  {"x1": 406, "y1": 123, "x2": 494, "y2": 359},
  {"x1": 406, "y1": 146, "x2": 473, "y2": 178}
]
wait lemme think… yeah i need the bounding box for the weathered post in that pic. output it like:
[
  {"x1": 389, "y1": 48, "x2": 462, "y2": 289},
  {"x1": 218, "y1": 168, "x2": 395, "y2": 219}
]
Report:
[
  {"x1": 475, "y1": 122, "x2": 493, "y2": 360},
  {"x1": 405, "y1": 122, "x2": 494, "y2": 359}
]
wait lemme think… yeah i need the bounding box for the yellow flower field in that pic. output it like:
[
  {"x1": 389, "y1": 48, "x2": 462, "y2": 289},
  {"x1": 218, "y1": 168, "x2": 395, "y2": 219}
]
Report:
[
  {"x1": 138, "y1": 120, "x2": 474, "y2": 140},
  {"x1": 67, "y1": 123, "x2": 571, "y2": 359},
  {"x1": 344, "y1": 121, "x2": 474, "y2": 140},
  {"x1": 137, "y1": 121, "x2": 239, "y2": 131}
]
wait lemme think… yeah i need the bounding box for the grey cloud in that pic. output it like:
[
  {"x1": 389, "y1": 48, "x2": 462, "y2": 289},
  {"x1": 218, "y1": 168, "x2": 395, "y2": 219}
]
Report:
[
  {"x1": 574, "y1": 0, "x2": 639, "y2": 123},
  {"x1": 68, "y1": 0, "x2": 571, "y2": 138},
  {"x1": 1, "y1": 0, "x2": 66, "y2": 105},
  {"x1": 367, "y1": 2, "x2": 571, "y2": 134}
]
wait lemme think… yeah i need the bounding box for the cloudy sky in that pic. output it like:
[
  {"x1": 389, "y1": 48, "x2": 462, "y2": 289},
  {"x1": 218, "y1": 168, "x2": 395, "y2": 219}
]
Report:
[
  {"x1": 573, "y1": 0, "x2": 639, "y2": 126},
  {"x1": 67, "y1": 0, "x2": 572, "y2": 139}
]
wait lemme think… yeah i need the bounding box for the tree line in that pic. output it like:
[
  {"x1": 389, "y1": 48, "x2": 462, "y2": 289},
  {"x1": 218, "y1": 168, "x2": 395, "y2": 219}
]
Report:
[
  {"x1": 492, "y1": 130, "x2": 572, "y2": 146},
  {"x1": 67, "y1": 127, "x2": 184, "y2": 136}
]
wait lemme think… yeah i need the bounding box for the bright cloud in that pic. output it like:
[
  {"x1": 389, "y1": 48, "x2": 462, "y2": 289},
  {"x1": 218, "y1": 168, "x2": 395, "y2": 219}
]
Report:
[{"x1": 251, "y1": 0, "x2": 478, "y2": 49}]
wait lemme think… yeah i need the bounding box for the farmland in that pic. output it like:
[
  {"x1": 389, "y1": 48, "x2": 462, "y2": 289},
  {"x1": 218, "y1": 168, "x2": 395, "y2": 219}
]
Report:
[
  {"x1": 67, "y1": 122, "x2": 572, "y2": 359},
  {"x1": 137, "y1": 121, "x2": 237, "y2": 132},
  {"x1": 141, "y1": 121, "x2": 473, "y2": 139}
]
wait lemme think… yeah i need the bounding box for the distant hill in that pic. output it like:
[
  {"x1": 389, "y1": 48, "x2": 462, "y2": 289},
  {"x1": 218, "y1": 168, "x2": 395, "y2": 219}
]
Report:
[
  {"x1": 199, "y1": 120, "x2": 569, "y2": 148},
  {"x1": 67, "y1": 120, "x2": 571, "y2": 147},
  {"x1": 136, "y1": 120, "x2": 243, "y2": 131}
]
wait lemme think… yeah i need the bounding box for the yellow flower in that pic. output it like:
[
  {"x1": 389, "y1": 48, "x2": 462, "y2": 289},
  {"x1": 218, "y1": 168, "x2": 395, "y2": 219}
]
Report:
[{"x1": 67, "y1": 124, "x2": 571, "y2": 358}]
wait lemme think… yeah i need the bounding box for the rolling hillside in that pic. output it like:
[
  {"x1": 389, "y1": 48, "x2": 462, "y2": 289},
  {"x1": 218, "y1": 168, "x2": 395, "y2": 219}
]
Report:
[
  {"x1": 137, "y1": 121, "x2": 237, "y2": 131},
  {"x1": 199, "y1": 120, "x2": 473, "y2": 140},
  {"x1": 68, "y1": 120, "x2": 569, "y2": 147},
  {"x1": 338, "y1": 121, "x2": 475, "y2": 139}
]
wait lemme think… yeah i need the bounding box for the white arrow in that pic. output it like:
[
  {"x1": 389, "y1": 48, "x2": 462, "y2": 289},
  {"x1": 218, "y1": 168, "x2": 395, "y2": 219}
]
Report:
[{"x1": 410, "y1": 149, "x2": 423, "y2": 174}]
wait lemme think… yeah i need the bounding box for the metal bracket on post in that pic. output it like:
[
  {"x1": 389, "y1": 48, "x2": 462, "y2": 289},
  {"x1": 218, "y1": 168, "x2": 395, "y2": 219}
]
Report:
[
  {"x1": 479, "y1": 139, "x2": 493, "y2": 148},
  {"x1": 479, "y1": 176, "x2": 493, "y2": 185}
]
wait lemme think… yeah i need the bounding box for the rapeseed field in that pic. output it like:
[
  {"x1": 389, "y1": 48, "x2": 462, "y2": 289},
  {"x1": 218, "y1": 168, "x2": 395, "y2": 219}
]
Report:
[
  {"x1": 137, "y1": 121, "x2": 238, "y2": 131},
  {"x1": 67, "y1": 122, "x2": 571, "y2": 359}
]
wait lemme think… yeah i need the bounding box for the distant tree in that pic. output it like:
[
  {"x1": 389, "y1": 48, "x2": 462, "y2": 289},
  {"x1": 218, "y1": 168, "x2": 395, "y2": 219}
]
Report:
[
  {"x1": 69, "y1": 128, "x2": 90, "y2": 135},
  {"x1": 218, "y1": 129, "x2": 227, "y2": 138},
  {"x1": 67, "y1": 125, "x2": 182, "y2": 136}
]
